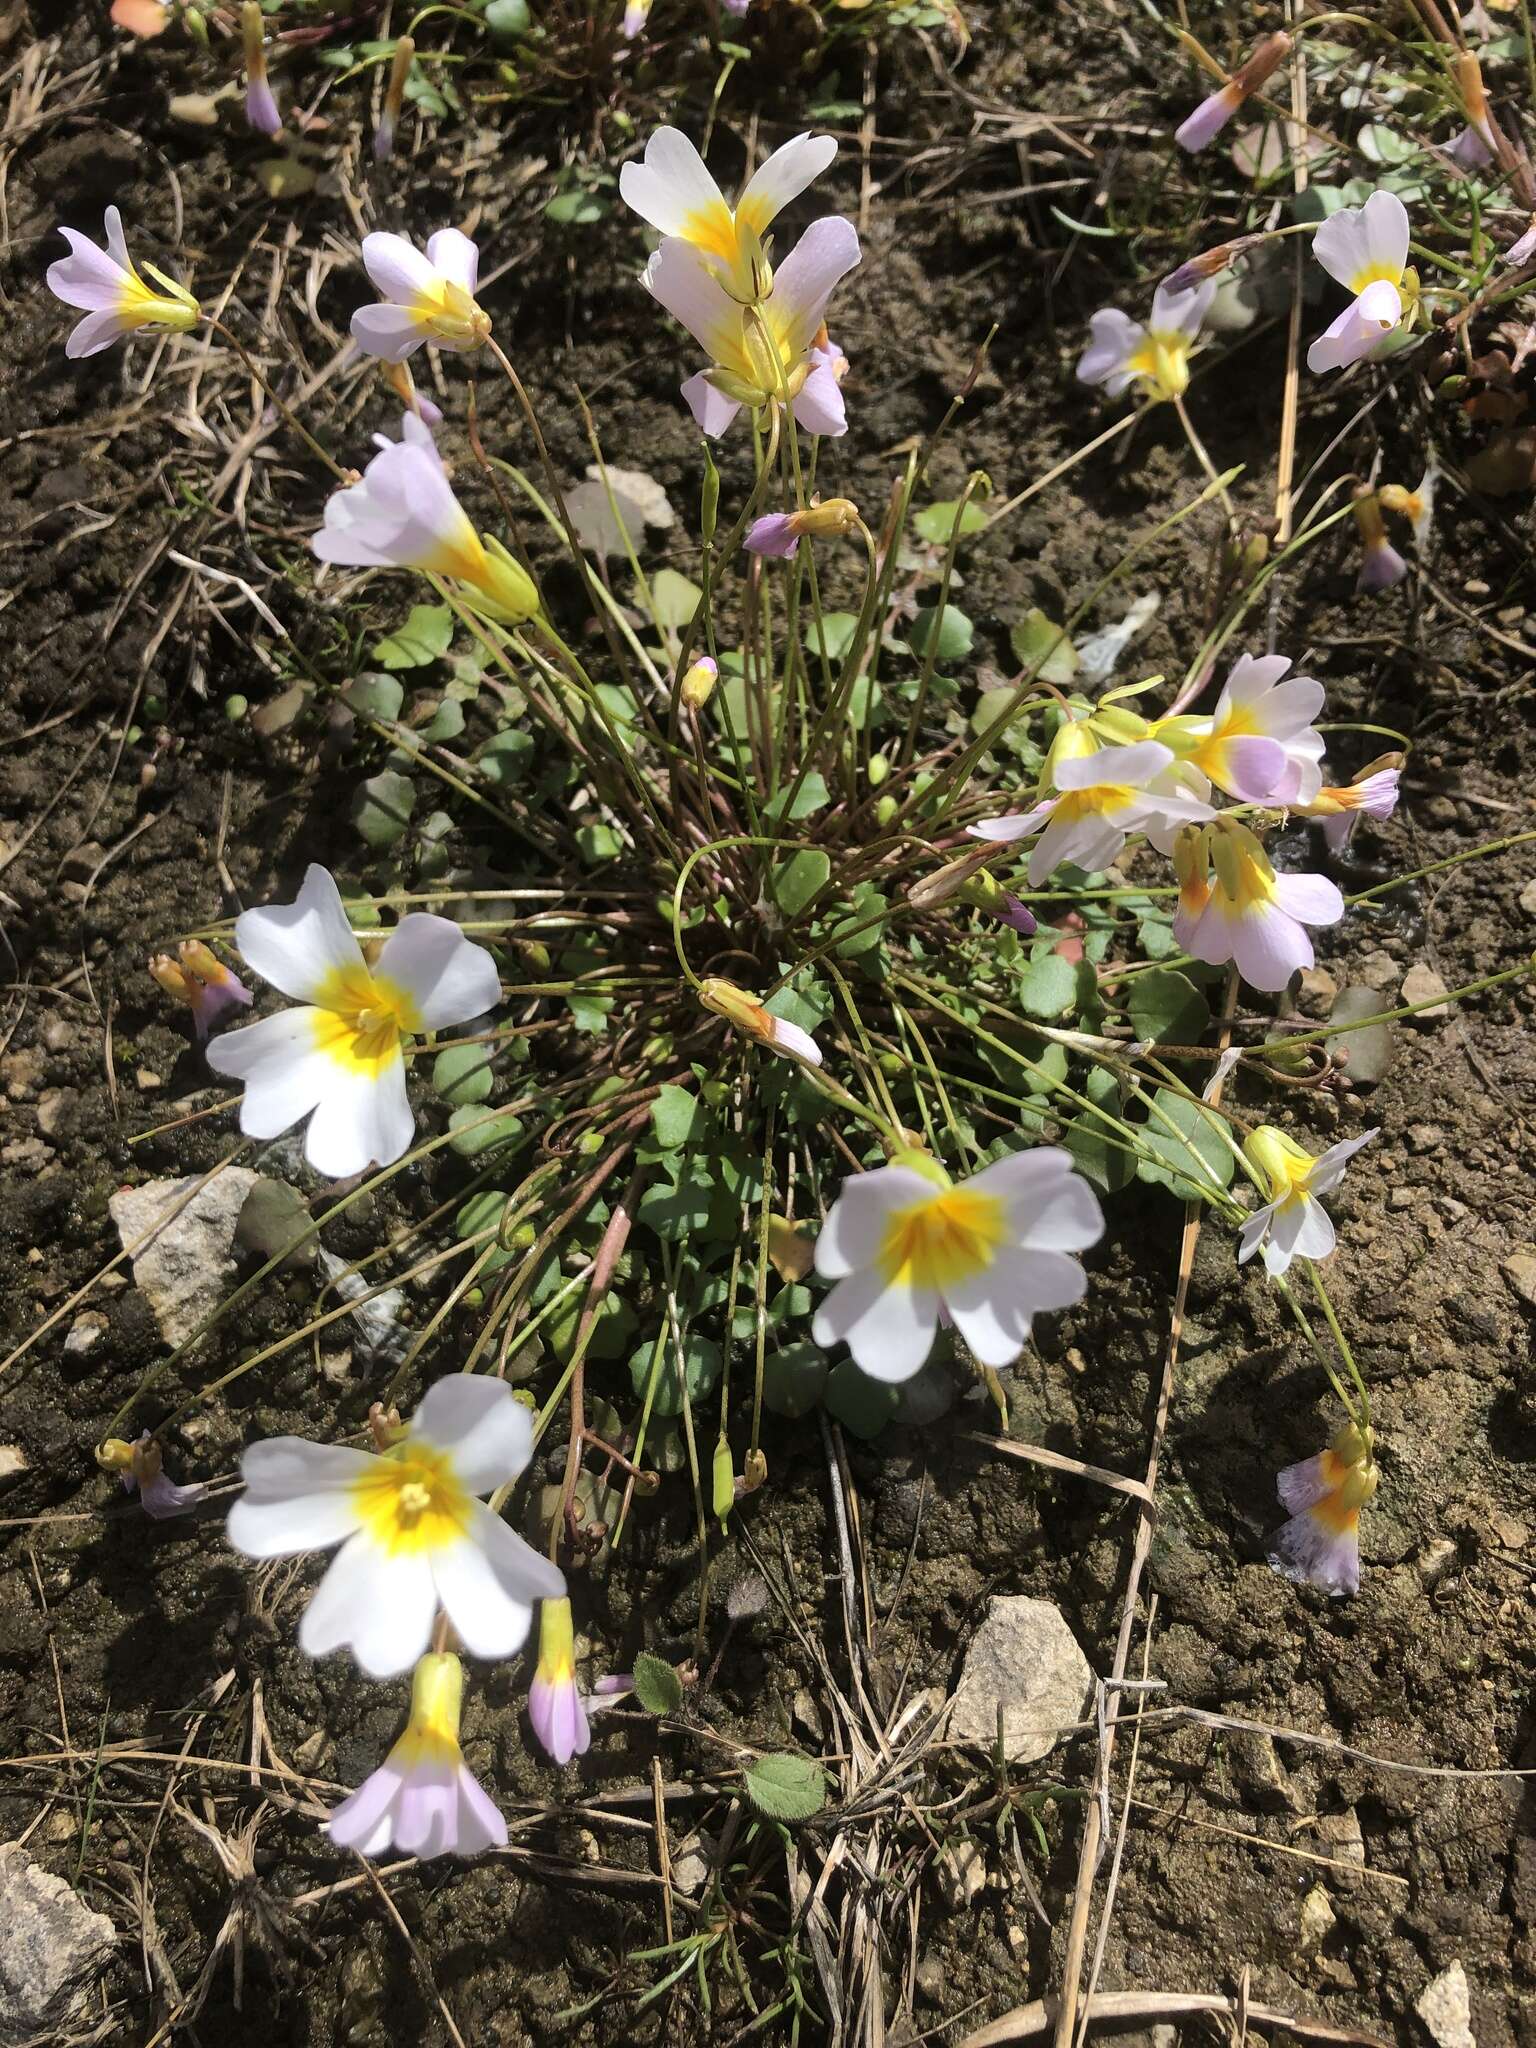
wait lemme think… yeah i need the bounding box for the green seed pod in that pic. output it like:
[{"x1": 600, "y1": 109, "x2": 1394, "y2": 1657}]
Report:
[
  {"x1": 712, "y1": 1435, "x2": 734, "y2": 1526},
  {"x1": 867, "y1": 752, "x2": 890, "y2": 787},
  {"x1": 875, "y1": 794, "x2": 898, "y2": 827},
  {"x1": 224, "y1": 694, "x2": 249, "y2": 723},
  {"x1": 700, "y1": 444, "x2": 720, "y2": 546}
]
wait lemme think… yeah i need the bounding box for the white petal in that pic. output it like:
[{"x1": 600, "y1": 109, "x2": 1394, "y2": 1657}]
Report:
[
  {"x1": 766, "y1": 1018, "x2": 822, "y2": 1065},
  {"x1": 736, "y1": 132, "x2": 838, "y2": 236},
  {"x1": 944, "y1": 1257, "x2": 1053, "y2": 1367},
  {"x1": 1307, "y1": 1129, "x2": 1377, "y2": 1195},
  {"x1": 373, "y1": 914, "x2": 501, "y2": 1031},
  {"x1": 766, "y1": 216, "x2": 860, "y2": 359},
  {"x1": 226, "y1": 1438, "x2": 373, "y2": 1557},
  {"x1": 299, "y1": 1531, "x2": 438, "y2": 1677},
  {"x1": 1306, "y1": 280, "x2": 1402, "y2": 373},
  {"x1": 680, "y1": 370, "x2": 743, "y2": 437},
  {"x1": 432, "y1": 1502, "x2": 565, "y2": 1660},
  {"x1": 645, "y1": 238, "x2": 739, "y2": 361},
  {"x1": 65, "y1": 307, "x2": 135, "y2": 357},
  {"x1": 46, "y1": 227, "x2": 130, "y2": 310},
  {"x1": 205, "y1": 1008, "x2": 334, "y2": 1141},
  {"x1": 361, "y1": 230, "x2": 438, "y2": 305},
  {"x1": 1053, "y1": 739, "x2": 1173, "y2": 792},
  {"x1": 1148, "y1": 276, "x2": 1215, "y2": 338},
  {"x1": 967, "y1": 800, "x2": 1054, "y2": 844},
  {"x1": 103, "y1": 206, "x2": 132, "y2": 272},
  {"x1": 811, "y1": 1267, "x2": 938, "y2": 1382},
  {"x1": 1027, "y1": 809, "x2": 1128, "y2": 888},
  {"x1": 1237, "y1": 1203, "x2": 1278, "y2": 1264},
  {"x1": 1076, "y1": 308, "x2": 1142, "y2": 390},
  {"x1": 350, "y1": 303, "x2": 428, "y2": 363},
  {"x1": 234, "y1": 864, "x2": 368, "y2": 1003},
  {"x1": 813, "y1": 1165, "x2": 944, "y2": 1280},
  {"x1": 620, "y1": 128, "x2": 730, "y2": 240},
  {"x1": 790, "y1": 361, "x2": 847, "y2": 438},
  {"x1": 302, "y1": 1051, "x2": 415, "y2": 1180},
  {"x1": 1290, "y1": 1196, "x2": 1337, "y2": 1262},
  {"x1": 425, "y1": 227, "x2": 479, "y2": 294},
  {"x1": 1259, "y1": 1196, "x2": 1309, "y2": 1275},
  {"x1": 411, "y1": 1374, "x2": 534, "y2": 1494}
]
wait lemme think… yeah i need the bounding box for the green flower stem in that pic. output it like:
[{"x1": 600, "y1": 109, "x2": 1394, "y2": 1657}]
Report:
[
  {"x1": 1345, "y1": 831, "x2": 1536, "y2": 907},
  {"x1": 1270, "y1": 953, "x2": 1536, "y2": 1053},
  {"x1": 1271, "y1": 1276, "x2": 1362, "y2": 1428},
  {"x1": 769, "y1": 519, "x2": 883, "y2": 843},
  {"x1": 900, "y1": 472, "x2": 987, "y2": 769},
  {"x1": 1306, "y1": 1261, "x2": 1372, "y2": 1430}
]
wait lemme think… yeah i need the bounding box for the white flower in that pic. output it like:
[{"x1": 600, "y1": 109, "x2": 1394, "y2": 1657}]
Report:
[
  {"x1": 812, "y1": 1149, "x2": 1103, "y2": 1382},
  {"x1": 227, "y1": 1374, "x2": 565, "y2": 1679},
  {"x1": 967, "y1": 737, "x2": 1214, "y2": 886},
  {"x1": 1076, "y1": 279, "x2": 1216, "y2": 401},
  {"x1": 312, "y1": 415, "x2": 538, "y2": 623},
  {"x1": 327, "y1": 1652, "x2": 508, "y2": 1858},
  {"x1": 620, "y1": 126, "x2": 837, "y2": 298},
  {"x1": 351, "y1": 230, "x2": 490, "y2": 363},
  {"x1": 1307, "y1": 191, "x2": 1411, "y2": 373},
  {"x1": 1238, "y1": 1126, "x2": 1376, "y2": 1276},
  {"x1": 205, "y1": 864, "x2": 501, "y2": 1180},
  {"x1": 45, "y1": 206, "x2": 200, "y2": 359},
  {"x1": 643, "y1": 218, "x2": 859, "y2": 438},
  {"x1": 1173, "y1": 821, "x2": 1344, "y2": 994},
  {"x1": 1151, "y1": 653, "x2": 1326, "y2": 805},
  {"x1": 699, "y1": 978, "x2": 822, "y2": 1065}
]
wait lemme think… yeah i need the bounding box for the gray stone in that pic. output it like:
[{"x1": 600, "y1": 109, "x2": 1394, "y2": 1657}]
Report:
[
  {"x1": 1501, "y1": 1250, "x2": 1536, "y2": 1312},
  {"x1": 0, "y1": 1842, "x2": 116, "y2": 2045},
  {"x1": 234, "y1": 1178, "x2": 315, "y2": 1272},
  {"x1": 1519, "y1": 878, "x2": 1536, "y2": 918},
  {"x1": 1401, "y1": 962, "x2": 1451, "y2": 1018},
  {"x1": 62, "y1": 1313, "x2": 107, "y2": 1359},
  {"x1": 1315, "y1": 1807, "x2": 1366, "y2": 1891},
  {"x1": 1328, "y1": 987, "x2": 1396, "y2": 1087},
  {"x1": 949, "y1": 1596, "x2": 1094, "y2": 1762},
  {"x1": 0, "y1": 1449, "x2": 25, "y2": 1486},
  {"x1": 1298, "y1": 1885, "x2": 1336, "y2": 1949},
  {"x1": 109, "y1": 1169, "x2": 261, "y2": 1348},
  {"x1": 1416, "y1": 1960, "x2": 1475, "y2": 2048}
]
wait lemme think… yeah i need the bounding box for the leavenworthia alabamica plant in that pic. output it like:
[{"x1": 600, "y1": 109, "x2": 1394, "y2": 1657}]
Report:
[{"x1": 46, "y1": 205, "x2": 201, "y2": 358}]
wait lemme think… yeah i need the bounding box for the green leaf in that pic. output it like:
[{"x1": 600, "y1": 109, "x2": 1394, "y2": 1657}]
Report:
[
  {"x1": 1018, "y1": 950, "x2": 1078, "y2": 1020},
  {"x1": 629, "y1": 1331, "x2": 722, "y2": 1417},
  {"x1": 774, "y1": 848, "x2": 831, "y2": 919},
  {"x1": 802, "y1": 610, "x2": 858, "y2": 662},
  {"x1": 350, "y1": 770, "x2": 415, "y2": 848},
  {"x1": 447, "y1": 1104, "x2": 524, "y2": 1157},
  {"x1": 651, "y1": 1083, "x2": 703, "y2": 1150},
  {"x1": 373, "y1": 603, "x2": 454, "y2": 670},
  {"x1": 831, "y1": 883, "x2": 887, "y2": 959},
  {"x1": 420, "y1": 696, "x2": 465, "y2": 742},
  {"x1": 478, "y1": 728, "x2": 534, "y2": 785},
  {"x1": 343, "y1": 672, "x2": 404, "y2": 721},
  {"x1": 741, "y1": 1752, "x2": 829, "y2": 1823},
  {"x1": 1009, "y1": 609, "x2": 1079, "y2": 685},
  {"x1": 433, "y1": 1042, "x2": 494, "y2": 1104},
  {"x1": 484, "y1": 0, "x2": 530, "y2": 32},
  {"x1": 631, "y1": 1651, "x2": 684, "y2": 1717},
  {"x1": 576, "y1": 822, "x2": 624, "y2": 865},
  {"x1": 825, "y1": 1359, "x2": 899, "y2": 1439},
  {"x1": 1136, "y1": 1088, "x2": 1236, "y2": 1204},
  {"x1": 761, "y1": 1342, "x2": 828, "y2": 1419},
  {"x1": 1128, "y1": 969, "x2": 1208, "y2": 1050},
  {"x1": 544, "y1": 189, "x2": 605, "y2": 225},
  {"x1": 1356, "y1": 122, "x2": 1420, "y2": 166},
  {"x1": 910, "y1": 604, "x2": 973, "y2": 665},
  {"x1": 650, "y1": 568, "x2": 702, "y2": 629},
  {"x1": 763, "y1": 773, "x2": 830, "y2": 824},
  {"x1": 1064, "y1": 1068, "x2": 1134, "y2": 1194},
  {"x1": 912, "y1": 498, "x2": 989, "y2": 545}
]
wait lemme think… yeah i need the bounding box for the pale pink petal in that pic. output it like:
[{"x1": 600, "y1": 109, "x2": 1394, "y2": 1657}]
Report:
[
  {"x1": 361, "y1": 231, "x2": 439, "y2": 305},
  {"x1": 350, "y1": 303, "x2": 428, "y2": 363},
  {"x1": 373, "y1": 914, "x2": 501, "y2": 1031},
  {"x1": 64, "y1": 308, "x2": 136, "y2": 359},
  {"x1": 680, "y1": 371, "x2": 743, "y2": 437},
  {"x1": 425, "y1": 227, "x2": 480, "y2": 294},
  {"x1": 1307, "y1": 279, "x2": 1403, "y2": 374},
  {"x1": 791, "y1": 360, "x2": 847, "y2": 437},
  {"x1": 1077, "y1": 309, "x2": 1142, "y2": 393},
  {"x1": 1269, "y1": 1507, "x2": 1359, "y2": 1596},
  {"x1": 767, "y1": 216, "x2": 861, "y2": 358},
  {"x1": 1270, "y1": 871, "x2": 1344, "y2": 927}
]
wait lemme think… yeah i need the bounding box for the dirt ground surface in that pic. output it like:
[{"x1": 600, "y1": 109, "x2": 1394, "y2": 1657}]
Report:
[{"x1": 2, "y1": 2, "x2": 1536, "y2": 2044}]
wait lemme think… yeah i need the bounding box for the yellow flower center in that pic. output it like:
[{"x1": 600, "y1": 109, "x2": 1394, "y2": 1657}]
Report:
[
  {"x1": 410, "y1": 277, "x2": 490, "y2": 350},
  {"x1": 1054, "y1": 784, "x2": 1137, "y2": 826},
  {"x1": 1347, "y1": 260, "x2": 1402, "y2": 294},
  {"x1": 1127, "y1": 332, "x2": 1191, "y2": 401},
  {"x1": 311, "y1": 965, "x2": 422, "y2": 1076},
  {"x1": 117, "y1": 263, "x2": 200, "y2": 335},
  {"x1": 350, "y1": 1443, "x2": 473, "y2": 1555},
  {"x1": 877, "y1": 1188, "x2": 1007, "y2": 1292}
]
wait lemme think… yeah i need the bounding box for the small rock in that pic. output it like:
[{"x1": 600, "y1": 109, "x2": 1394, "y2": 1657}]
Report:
[
  {"x1": 1297, "y1": 965, "x2": 1338, "y2": 1011},
  {"x1": 1357, "y1": 948, "x2": 1400, "y2": 993},
  {"x1": 109, "y1": 1168, "x2": 262, "y2": 1347},
  {"x1": 1501, "y1": 1250, "x2": 1536, "y2": 1311},
  {"x1": 235, "y1": 1179, "x2": 315, "y2": 1272},
  {"x1": 62, "y1": 1312, "x2": 108, "y2": 1359},
  {"x1": 1298, "y1": 1885, "x2": 1336, "y2": 1949},
  {"x1": 1390, "y1": 1186, "x2": 1418, "y2": 1212},
  {"x1": 34, "y1": 1089, "x2": 77, "y2": 1139},
  {"x1": 0, "y1": 1841, "x2": 117, "y2": 2045},
  {"x1": 0, "y1": 1048, "x2": 45, "y2": 1100},
  {"x1": 914, "y1": 1951, "x2": 947, "y2": 2006},
  {"x1": 1229, "y1": 1730, "x2": 1295, "y2": 1812},
  {"x1": 1407, "y1": 1124, "x2": 1444, "y2": 1153},
  {"x1": 0, "y1": 1449, "x2": 26, "y2": 1486},
  {"x1": 791, "y1": 1688, "x2": 823, "y2": 1743},
  {"x1": 58, "y1": 841, "x2": 105, "y2": 882},
  {"x1": 894, "y1": 1360, "x2": 953, "y2": 1428},
  {"x1": 1, "y1": 1139, "x2": 53, "y2": 1173},
  {"x1": 1415, "y1": 1960, "x2": 1475, "y2": 2048},
  {"x1": 1329, "y1": 987, "x2": 1396, "y2": 1087},
  {"x1": 949, "y1": 1596, "x2": 1094, "y2": 1762},
  {"x1": 40, "y1": 1017, "x2": 73, "y2": 1055},
  {"x1": 1315, "y1": 1807, "x2": 1366, "y2": 1891},
  {"x1": 135, "y1": 1068, "x2": 163, "y2": 1092},
  {"x1": 936, "y1": 1838, "x2": 987, "y2": 1911},
  {"x1": 1489, "y1": 1511, "x2": 1528, "y2": 1551},
  {"x1": 1417, "y1": 1537, "x2": 1458, "y2": 1588},
  {"x1": 1519, "y1": 878, "x2": 1536, "y2": 918},
  {"x1": 669, "y1": 1833, "x2": 715, "y2": 1898},
  {"x1": 1401, "y1": 962, "x2": 1450, "y2": 1018}
]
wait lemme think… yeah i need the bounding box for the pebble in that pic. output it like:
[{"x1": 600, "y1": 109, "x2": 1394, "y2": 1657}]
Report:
[
  {"x1": 34, "y1": 1089, "x2": 76, "y2": 1138},
  {"x1": 0, "y1": 1447, "x2": 26, "y2": 1485},
  {"x1": 936, "y1": 1839, "x2": 987, "y2": 1911},
  {"x1": 1328, "y1": 987, "x2": 1396, "y2": 1087},
  {"x1": 1520, "y1": 878, "x2": 1536, "y2": 918},
  {"x1": 135, "y1": 1068, "x2": 163, "y2": 1091},
  {"x1": 1298, "y1": 1885, "x2": 1336, "y2": 1948},
  {"x1": 1357, "y1": 948, "x2": 1401, "y2": 993},
  {"x1": 109, "y1": 1169, "x2": 262, "y2": 1347},
  {"x1": 1416, "y1": 1960, "x2": 1476, "y2": 2048},
  {"x1": 0, "y1": 1842, "x2": 117, "y2": 2043},
  {"x1": 0, "y1": 1048, "x2": 45, "y2": 1099},
  {"x1": 1297, "y1": 965, "x2": 1338, "y2": 1010},
  {"x1": 1501, "y1": 1250, "x2": 1536, "y2": 1311},
  {"x1": 948, "y1": 1596, "x2": 1093, "y2": 1762},
  {"x1": 40, "y1": 1017, "x2": 72, "y2": 1054},
  {"x1": 62, "y1": 1312, "x2": 108, "y2": 1358},
  {"x1": 914, "y1": 1951, "x2": 947, "y2": 2006},
  {"x1": 1315, "y1": 1807, "x2": 1366, "y2": 1891},
  {"x1": 1401, "y1": 962, "x2": 1451, "y2": 1017},
  {"x1": 1408, "y1": 1124, "x2": 1444, "y2": 1153},
  {"x1": 1417, "y1": 1537, "x2": 1458, "y2": 1587}
]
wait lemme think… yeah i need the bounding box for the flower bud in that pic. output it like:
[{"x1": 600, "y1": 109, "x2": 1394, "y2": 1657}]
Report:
[
  {"x1": 375, "y1": 35, "x2": 414, "y2": 161},
  {"x1": 680, "y1": 656, "x2": 718, "y2": 709},
  {"x1": 241, "y1": 2, "x2": 282, "y2": 136}
]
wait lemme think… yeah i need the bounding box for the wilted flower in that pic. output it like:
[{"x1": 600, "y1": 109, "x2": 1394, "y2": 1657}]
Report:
[
  {"x1": 1076, "y1": 279, "x2": 1216, "y2": 402},
  {"x1": 1269, "y1": 1422, "x2": 1378, "y2": 1596},
  {"x1": 812, "y1": 1147, "x2": 1102, "y2": 1382},
  {"x1": 1507, "y1": 216, "x2": 1536, "y2": 267},
  {"x1": 111, "y1": 0, "x2": 170, "y2": 34},
  {"x1": 1173, "y1": 819, "x2": 1344, "y2": 992},
  {"x1": 699, "y1": 978, "x2": 822, "y2": 1065},
  {"x1": 327, "y1": 1652, "x2": 508, "y2": 1857},
  {"x1": 351, "y1": 229, "x2": 490, "y2": 362},
  {"x1": 621, "y1": 126, "x2": 837, "y2": 300},
  {"x1": 967, "y1": 734, "x2": 1213, "y2": 886},
  {"x1": 374, "y1": 36, "x2": 414, "y2": 162},
  {"x1": 150, "y1": 940, "x2": 253, "y2": 1041},
  {"x1": 1175, "y1": 31, "x2": 1291, "y2": 153},
  {"x1": 313, "y1": 414, "x2": 539, "y2": 625},
  {"x1": 1296, "y1": 754, "x2": 1403, "y2": 852},
  {"x1": 381, "y1": 359, "x2": 444, "y2": 427},
  {"x1": 745, "y1": 496, "x2": 859, "y2": 556},
  {"x1": 1151, "y1": 652, "x2": 1325, "y2": 806},
  {"x1": 1352, "y1": 488, "x2": 1408, "y2": 592},
  {"x1": 1239, "y1": 1125, "x2": 1377, "y2": 1276},
  {"x1": 1307, "y1": 191, "x2": 1411, "y2": 374},
  {"x1": 643, "y1": 218, "x2": 860, "y2": 437},
  {"x1": 241, "y1": 3, "x2": 281, "y2": 137},
  {"x1": 1377, "y1": 465, "x2": 1435, "y2": 548},
  {"x1": 205, "y1": 863, "x2": 501, "y2": 1180},
  {"x1": 227, "y1": 1373, "x2": 565, "y2": 1679},
  {"x1": 527, "y1": 1597, "x2": 591, "y2": 1765},
  {"x1": 46, "y1": 207, "x2": 201, "y2": 359},
  {"x1": 98, "y1": 1433, "x2": 205, "y2": 1520}
]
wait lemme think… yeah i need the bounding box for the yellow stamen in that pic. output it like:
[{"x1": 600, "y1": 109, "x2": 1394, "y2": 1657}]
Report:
[
  {"x1": 350, "y1": 1443, "x2": 473, "y2": 1555},
  {"x1": 311, "y1": 964, "x2": 422, "y2": 1076},
  {"x1": 877, "y1": 1187, "x2": 1007, "y2": 1292}
]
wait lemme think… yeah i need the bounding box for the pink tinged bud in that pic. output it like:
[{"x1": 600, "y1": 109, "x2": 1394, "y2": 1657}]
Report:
[
  {"x1": 375, "y1": 36, "x2": 414, "y2": 162},
  {"x1": 1175, "y1": 83, "x2": 1242, "y2": 153},
  {"x1": 327, "y1": 1653, "x2": 508, "y2": 1860},
  {"x1": 1357, "y1": 537, "x2": 1408, "y2": 593},
  {"x1": 527, "y1": 1598, "x2": 591, "y2": 1767},
  {"x1": 121, "y1": 1432, "x2": 205, "y2": 1520},
  {"x1": 374, "y1": 115, "x2": 396, "y2": 163},
  {"x1": 1447, "y1": 124, "x2": 1494, "y2": 170},
  {"x1": 246, "y1": 77, "x2": 282, "y2": 137},
  {"x1": 241, "y1": 4, "x2": 281, "y2": 136},
  {"x1": 745, "y1": 514, "x2": 799, "y2": 559},
  {"x1": 999, "y1": 894, "x2": 1038, "y2": 936},
  {"x1": 150, "y1": 941, "x2": 253, "y2": 1041},
  {"x1": 622, "y1": 0, "x2": 650, "y2": 35}
]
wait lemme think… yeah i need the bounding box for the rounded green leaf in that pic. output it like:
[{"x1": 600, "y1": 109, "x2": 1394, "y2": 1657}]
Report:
[
  {"x1": 825, "y1": 1359, "x2": 899, "y2": 1439},
  {"x1": 350, "y1": 770, "x2": 416, "y2": 848},
  {"x1": 742, "y1": 1753, "x2": 829, "y2": 1823},
  {"x1": 1128, "y1": 969, "x2": 1208, "y2": 1049},
  {"x1": 632, "y1": 1651, "x2": 684, "y2": 1717},
  {"x1": 433, "y1": 1042, "x2": 494, "y2": 1105}
]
